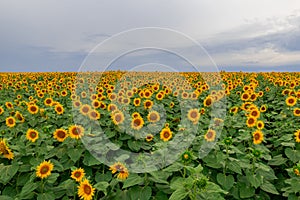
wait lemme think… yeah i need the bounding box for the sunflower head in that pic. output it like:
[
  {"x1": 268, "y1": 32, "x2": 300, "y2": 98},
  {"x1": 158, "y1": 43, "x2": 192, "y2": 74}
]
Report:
[
  {"x1": 26, "y1": 129, "x2": 39, "y2": 142},
  {"x1": 71, "y1": 168, "x2": 85, "y2": 182},
  {"x1": 147, "y1": 111, "x2": 160, "y2": 123},
  {"x1": 6, "y1": 116, "x2": 16, "y2": 128},
  {"x1": 36, "y1": 160, "x2": 54, "y2": 179},
  {"x1": 77, "y1": 179, "x2": 95, "y2": 200},
  {"x1": 69, "y1": 125, "x2": 84, "y2": 139},
  {"x1": 204, "y1": 129, "x2": 216, "y2": 142},
  {"x1": 131, "y1": 117, "x2": 144, "y2": 130},
  {"x1": 53, "y1": 128, "x2": 68, "y2": 142},
  {"x1": 145, "y1": 134, "x2": 154, "y2": 142},
  {"x1": 252, "y1": 130, "x2": 264, "y2": 145},
  {"x1": 181, "y1": 150, "x2": 193, "y2": 163},
  {"x1": 160, "y1": 127, "x2": 172, "y2": 142}
]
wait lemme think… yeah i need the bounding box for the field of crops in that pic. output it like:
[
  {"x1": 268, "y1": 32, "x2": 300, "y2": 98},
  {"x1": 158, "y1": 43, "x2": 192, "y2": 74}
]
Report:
[{"x1": 0, "y1": 71, "x2": 300, "y2": 200}]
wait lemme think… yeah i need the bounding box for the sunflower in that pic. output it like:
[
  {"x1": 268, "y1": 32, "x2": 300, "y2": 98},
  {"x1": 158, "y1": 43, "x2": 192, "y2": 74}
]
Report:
[
  {"x1": 260, "y1": 105, "x2": 267, "y2": 112},
  {"x1": 53, "y1": 128, "x2": 68, "y2": 142},
  {"x1": 170, "y1": 102, "x2": 175, "y2": 108},
  {"x1": 203, "y1": 96, "x2": 213, "y2": 107},
  {"x1": 249, "y1": 109, "x2": 260, "y2": 118},
  {"x1": 69, "y1": 125, "x2": 84, "y2": 139},
  {"x1": 241, "y1": 93, "x2": 250, "y2": 101},
  {"x1": 132, "y1": 112, "x2": 141, "y2": 118},
  {"x1": 15, "y1": 111, "x2": 25, "y2": 122},
  {"x1": 6, "y1": 116, "x2": 16, "y2": 128},
  {"x1": 77, "y1": 179, "x2": 95, "y2": 200},
  {"x1": 0, "y1": 139, "x2": 14, "y2": 160},
  {"x1": 71, "y1": 168, "x2": 85, "y2": 182},
  {"x1": 91, "y1": 100, "x2": 101, "y2": 108},
  {"x1": 80, "y1": 104, "x2": 91, "y2": 116},
  {"x1": 133, "y1": 98, "x2": 141, "y2": 107},
  {"x1": 111, "y1": 111, "x2": 125, "y2": 125},
  {"x1": 28, "y1": 104, "x2": 39, "y2": 114},
  {"x1": 256, "y1": 120, "x2": 264, "y2": 130},
  {"x1": 156, "y1": 92, "x2": 164, "y2": 100},
  {"x1": 73, "y1": 100, "x2": 82, "y2": 108},
  {"x1": 293, "y1": 108, "x2": 300, "y2": 117},
  {"x1": 144, "y1": 100, "x2": 153, "y2": 109},
  {"x1": 5, "y1": 102, "x2": 13, "y2": 109},
  {"x1": 147, "y1": 111, "x2": 160, "y2": 123},
  {"x1": 131, "y1": 117, "x2": 144, "y2": 130},
  {"x1": 204, "y1": 129, "x2": 216, "y2": 142},
  {"x1": 246, "y1": 117, "x2": 257, "y2": 128},
  {"x1": 286, "y1": 96, "x2": 297, "y2": 107},
  {"x1": 230, "y1": 106, "x2": 238, "y2": 114},
  {"x1": 36, "y1": 160, "x2": 54, "y2": 179},
  {"x1": 107, "y1": 104, "x2": 117, "y2": 112},
  {"x1": 294, "y1": 130, "x2": 300, "y2": 143},
  {"x1": 145, "y1": 134, "x2": 154, "y2": 142},
  {"x1": 160, "y1": 127, "x2": 172, "y2": 142},
  {"x1": 88, "y1": 110, "x2": 100, "y2": 120},
  {"x1": 187, "y1": 108, "x2": 200, "y2": 124},
  {"x1": 0, "y1": 106, "x2": 4, "y2": 115},
  {"x1": 44, "y1": 97, "x2": 53, "y2": 106},
  {"x1": 109, "y1": 162, "x2": 129, "y2": 180},
  {"x1": 252, "y1": 130, "x2": 264, "y2": 145},
  {"x1": 26, "y1": 129, "x2": 39, "y2": 142},
  {"x1": 55, "y1": 104, "x2": 64, "y2": 115}
]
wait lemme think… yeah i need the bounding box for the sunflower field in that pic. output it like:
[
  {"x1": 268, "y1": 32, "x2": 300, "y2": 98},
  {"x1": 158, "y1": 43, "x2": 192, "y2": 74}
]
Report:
[{"x1": 0, "y1": 71, "x2": 300, "y2": 200}]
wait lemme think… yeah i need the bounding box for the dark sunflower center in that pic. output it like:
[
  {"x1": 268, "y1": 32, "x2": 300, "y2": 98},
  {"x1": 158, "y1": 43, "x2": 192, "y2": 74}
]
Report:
[
  {"x1": 30, "y1": 106, "x2": 37, "y2": 112},
  {"x1": 57, "y1": 131, "x2": 65, "y2": 138},
  {"x1": 72, "y1": 128, "x2": 80, "y2": 135},
  {"x1": 83, "y1": 185, "x2": 92, "y2": 195},
  {"x1": 115, "y1": 115, "x2": 121, "y2": 122},
  {"x1": 254, "y1": 133, "x2": 260, "y2": 140},
  {"x1": 248, "y1": 118, "x2": 254, "y2": 124},
  {"x1": 74, "y1": 172, "x2": 81, "y2": 178},
  {"x1": 41, "y1": 166, "x2": 49, "y2": 174},
  {"x1": 134, "y1": 119, "x2": 141, "y2": 126},
  {"x1": 8, "y1": 118, "x2": 14, "y2": 124},
  {"x1": 207, "y1": 131, "x2": 213, "y2": 139},
  {"x1": 30, "y1": 132, "x2": 37, "y2": 138},
  {"x1": 150, "y1": 113, "x2": 157, "y2": 121},
  {"x1": 163, "y1": 131, "x2": 170, "y2": 138},
  {"x1": 82, "y1": 107, "x2": 89, "y2": 113},
  {"x1": 190, "y1": 111, "x2": 197, "y2": 118}
]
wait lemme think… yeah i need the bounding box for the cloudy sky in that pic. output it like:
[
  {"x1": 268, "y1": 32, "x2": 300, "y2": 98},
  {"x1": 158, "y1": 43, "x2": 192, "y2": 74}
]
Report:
[{"x1": 1, "y1": 0, "x2": 300, "y2": 72}]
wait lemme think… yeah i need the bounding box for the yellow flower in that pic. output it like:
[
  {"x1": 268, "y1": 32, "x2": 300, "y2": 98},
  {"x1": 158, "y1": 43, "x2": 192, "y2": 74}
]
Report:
[
  {"x1": 6, "y1": 116, "x2": 16, "y2": 128},
  {"x1": 160, "y1": 127, "x2": 172, "y2": 142},
  {"x1": 286, "y1": 96, "x2": 297, "y2": 107},
  {"x1": 294, "y1": 130, "x2": 300, "y2": 143},
  {"x1": 147, "y1": 111, "x2": 160, "y2": 123},
  {"x1": 111, "y1": 110, "x2": 125, "y2": 125},
  {"x1": 131, "y1": 117, "x2": 144, "y2": 130},
  {"x1": 204, "y1": 129, "x2": 216, "y2": 142},
  {"x1": 28, "y1": 104, "x2": 39, "y2": 114},
  {"x1": 187, "y1": 108, "x2": 200, "y2": 124},
  {"x1": 55, "y1": 104, "x2": 64, "y2": 115},
  {"x1": 53, "y1": 128, "x2": 68, "y2": 142},
  {"x1": 0, "y1": 139, "x2": 14, "y2": 160},
  {"x1": 26, "y1": 129, "x2": 39, "y2": 142},
  {"x1": 252, "y1": 130, "x2": 264, "y2": 145},
  {"x1": 69, "y1": 125, "x2": 84, "y2": 139},
  {"x1": 77, "y1": 179, "x2": 95, "y2": 200},
  {"x1": 71, "y1": 168, "x2": 85, "y2": 182},
  {"x1": 36, "y1": 160, "x2": 54, "y2": 179},
  {"x1": 109, "y1": 162, "x2": 129, "y2": 180}
]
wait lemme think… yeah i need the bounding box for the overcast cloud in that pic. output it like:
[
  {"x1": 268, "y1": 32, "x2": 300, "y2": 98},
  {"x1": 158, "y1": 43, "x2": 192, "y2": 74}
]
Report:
[{"x1": 1, "y1": 0, "x2": 300, "y2": 72}]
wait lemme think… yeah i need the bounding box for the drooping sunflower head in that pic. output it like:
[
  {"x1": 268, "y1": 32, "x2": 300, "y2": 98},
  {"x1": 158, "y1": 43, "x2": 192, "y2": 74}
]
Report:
[
  {"x1": 0, "y1": 106, "x2": 4, "y2": 115},
  {"x1": 68, "y1": 125, "x2": 84, "y2": 139},
  {"x1": 71, "y1": 168, "x2": 85, "y2": 182},
  {"x1": 26, "y1": 129, "x2": 39, "y2": 142},
  {"x1": 252, "y1": 130, "x2": 264, "y2": 145},
  {"x1": 204, "y1": 129, "x2": 216, "y2": 142},
  {"x1": 36, "y1": 160, "x2": 54, "y2": 179},
  {"x1": 147, "y1": 111, "x2": 160, "y2": 123},
  {"x1": 260, "y1": 105, "x2": 267, "y2": 112},
  {"x1": 53, "y1": 128, "x2": 68, "y2": 142}
]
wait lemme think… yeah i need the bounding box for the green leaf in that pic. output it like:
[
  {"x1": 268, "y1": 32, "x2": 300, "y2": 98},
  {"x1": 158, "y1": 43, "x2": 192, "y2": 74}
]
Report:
[
  {"x1": 19, "y1": 182, "x2": 38, "y2": 199},
  {"x1": 0, "y1": 196, "x2": 13, "y2": 200},
  {"x1": 260, "y1": 181, "x2": 279, "y2": 195},
  {"x1": 227, "y1": 159, "x2": 242, "y2": 175},
  {"x1": 268, "y1": 154, "x2": 287, "y2": 166},
  {"x1": 0, "y1": 163, "x2": 19, "y2": 184},
  {"x1": 128, "y1": 140, "x2": 141, "y2": 152},
  {"x1": 122, "y1": 173, "x2": 144, "y2": 189},
  {"x1": 94, "y1": 181, "x2": 109, "y2": 196},
  {"x1": 67, "y1": 147, "x2": 84, "y2": 162},
  {"x1": 216, "y1": 173, "x2": 234, "y2": 190},
  {"x1": 285, "y1": 148, "x2": 300, "y2": 163},
  {"x1": 127, "y1": 186, "x2": 152, "y2": 200},
  {"x1": 37, "y1": 193, "x2": 55, "y2": 200},
  {"x1": 239, "y1": 183, "x2": 255, "y2": 198},
  {"x1": 46, "y1": 173, "x2": 59, "y2": 184},
  {"x1": 169, "y1": 188, "x2": 189, "y2": 200},
  {"x1": 246, "y1": 172, "x2": 263, "y2": 189},
  {"x1": 170, "y1": 177, "x2": 185, "y2": 190},
  {"x1": 83, "y1": 151, "x2": 100, "y2": 166}
]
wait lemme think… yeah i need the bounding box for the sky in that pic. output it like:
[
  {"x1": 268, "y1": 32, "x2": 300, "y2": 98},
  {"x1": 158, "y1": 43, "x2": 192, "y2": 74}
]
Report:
[{"x1": 1, "y1": 0, "x2": 300, "y2": 72}]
